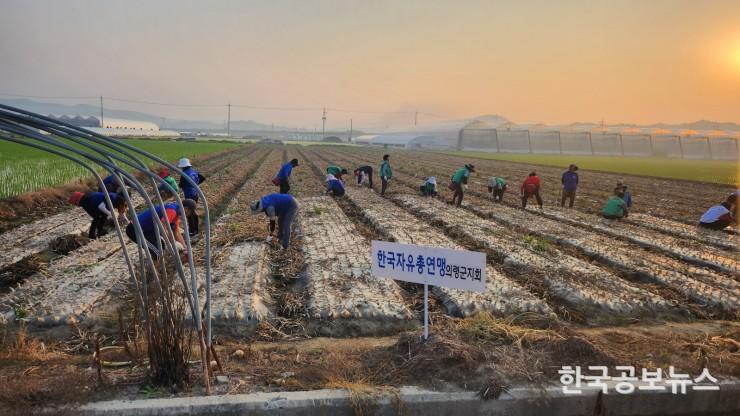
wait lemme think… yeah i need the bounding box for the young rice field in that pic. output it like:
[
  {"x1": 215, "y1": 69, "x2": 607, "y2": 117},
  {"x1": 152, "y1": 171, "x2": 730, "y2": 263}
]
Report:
[{"x1": 0, "y1": 138, "x2": 242, "y2": 198}]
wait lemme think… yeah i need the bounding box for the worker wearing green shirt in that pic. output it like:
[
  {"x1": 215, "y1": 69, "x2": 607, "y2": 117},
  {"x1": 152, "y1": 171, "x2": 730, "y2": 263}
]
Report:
[
  {"x1": 450, "y1": 164, "x2": 475, "y2": 207},
  {"x1": 488, "y1": 177, "x2": 507, "y2": 203},
  {"x1": 379, "y1": 154, "x2": 392, "y2": 195},
  {"x1": 326, "y1": 165, "x2": 348, "y2": 182},
  {"x1": 601, "y1": 190, "x2": 628, "y2": 220}
]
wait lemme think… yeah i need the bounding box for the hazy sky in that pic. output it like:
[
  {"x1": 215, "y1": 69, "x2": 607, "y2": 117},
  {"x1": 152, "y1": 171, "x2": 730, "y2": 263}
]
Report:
[{"x1": 1, "y1": 0, "x2": 738, "y2": 129}]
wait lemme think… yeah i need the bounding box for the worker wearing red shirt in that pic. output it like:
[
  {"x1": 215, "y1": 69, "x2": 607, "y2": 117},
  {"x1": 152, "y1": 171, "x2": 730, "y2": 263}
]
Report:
[
  {"x1": 521, "y1": 171, "x2": 543, "y2": 209},
  {"x1": 125, "y1": 199, "x2": 196, "y2": 262}
]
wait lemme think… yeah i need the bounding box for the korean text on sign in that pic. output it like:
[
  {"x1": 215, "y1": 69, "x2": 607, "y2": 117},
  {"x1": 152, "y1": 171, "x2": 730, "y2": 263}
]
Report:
[
  {"x1": 558, "y1": 366, "x2": 720, "y2": 395},
  {"x1": 371, "y1": 240, "x2": 486, "y2": 292}
]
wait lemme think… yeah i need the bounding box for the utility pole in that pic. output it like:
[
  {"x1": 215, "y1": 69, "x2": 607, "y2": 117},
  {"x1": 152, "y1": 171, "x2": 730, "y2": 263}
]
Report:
[
  {"x1": 99, "y1": 96, "x2": 104, "y2": 127},
  {"x1": 226, "y1": 103, "x2": 231, "y2": 137},
  {"x1": 349, "y1": 118, "x2": 353, "y2": 143},
  {"x1": 414, "y1": 110, "x2": 418, "y2": 127},
  {"x1": 322, "y1": 107, "x2": 327, "y2": 139}
]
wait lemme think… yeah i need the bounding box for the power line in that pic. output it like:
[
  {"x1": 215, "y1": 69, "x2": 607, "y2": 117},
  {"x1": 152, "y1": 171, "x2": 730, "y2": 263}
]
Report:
[
  {"x1": 0, "y1": 92, "x2": 447, "y2": 119},
  {"x1": 0, "y1": 93, "x2": 97, "y2": 100},
  {"x1": 106, "y1": 97, "x2": 225, "y2": 108}
]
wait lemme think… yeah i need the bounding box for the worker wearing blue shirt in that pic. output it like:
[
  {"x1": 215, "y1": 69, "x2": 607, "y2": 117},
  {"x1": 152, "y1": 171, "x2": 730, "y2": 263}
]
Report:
[
  {"x1": 326, "y1": 175, "x2": 346, "y2": 197},
  {"x1": 69, "y1": 191, "x2": 128, "y2": 239},
  {"x1": 178, "y1": 158, "x2": 205, "y2": 236},
  {"x1": 276, "y1": 159, "x2": 299, "y2": 194},
  {"x1": 250, "y1": 193, "x2": 299, "y2": 249}
]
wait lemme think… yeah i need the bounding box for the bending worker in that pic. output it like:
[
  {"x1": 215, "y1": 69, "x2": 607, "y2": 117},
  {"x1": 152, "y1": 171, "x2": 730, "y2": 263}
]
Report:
[
  {"x1": 99, "y1": 174, "x2": 129, "y2": 193},
  {"x1": 521, "y1": 171, "x2": 543, "y2": 209},
  {"x1": 488, "y1": 176, "x2": 507, "y2": 203},
  {"x1": 276, "y1": 158, "x2": 299, "y2": 194},
  {"x1": 126, "y1": 199, "x2": 196, "y2": 263},
  {"x1": 250, "y1": 193, "x2": 299, "y2": 249},
  {"x1": 158, "y1": 167, "x2": 179, "y2": 195},
  {"x1": 178, "y1": 158, "x2": 206, "y2": 236},
  {"x1": 354, "y1": 165, "x2": 374, "y2": 188},
  {"x1": 69, "y1": 191, "x2": 128, "y2": 239},
  {"x1": 326, "y1": 174, "x2": 346, "y2": 197},
  {"x1": 450, "y1": 164, "x2": 475, "y2": 207},
  {"x1": 420, "y1": 176, "x2": 438, "y2": 197},
  {"x1": 326, "y1": 165, "x2": 348, "y2": 182},
  {"x1": 699, "y1": 199, "x2": 735, "y2": 230}
]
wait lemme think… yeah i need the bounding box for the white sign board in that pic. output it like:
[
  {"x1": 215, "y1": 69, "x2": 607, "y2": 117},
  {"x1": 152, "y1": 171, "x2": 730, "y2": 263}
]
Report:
[{"x1": 371, "y1": 240, "x2": 486, "y2": 292}]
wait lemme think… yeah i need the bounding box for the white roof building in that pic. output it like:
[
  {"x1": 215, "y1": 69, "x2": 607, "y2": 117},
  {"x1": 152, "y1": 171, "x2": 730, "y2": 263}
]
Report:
[{"x1": 368, "y1": 134, "x2": 449, "y2": 150}]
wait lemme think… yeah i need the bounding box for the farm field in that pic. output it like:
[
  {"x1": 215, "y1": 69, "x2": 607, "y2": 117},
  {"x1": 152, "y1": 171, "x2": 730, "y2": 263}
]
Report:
[
  {"x1": 448, "y1": 151, "x2": 739, "y2": 185},
  {"x1": 0, "y1": 139, "x2": 244, "y2": 233},
  {"x1": 0, "y1": 144, "x2": 738, "y2": 411},
  {"x1": 0, "y1": 138, "x2": 243, "y2": 198}
]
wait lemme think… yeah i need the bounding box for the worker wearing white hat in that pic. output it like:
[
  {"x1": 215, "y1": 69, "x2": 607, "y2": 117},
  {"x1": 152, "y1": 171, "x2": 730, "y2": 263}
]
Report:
[{"x1": 178, "y1": 157, "x2": 206, "y2": 236}]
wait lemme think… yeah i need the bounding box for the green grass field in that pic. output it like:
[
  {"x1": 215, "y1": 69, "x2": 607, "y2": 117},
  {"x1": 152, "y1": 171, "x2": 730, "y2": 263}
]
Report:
[
  {"x1": 0, "y1": 138, "x2": 242, "y2": 198},
  {"x1": 448, "y1": 152, "x2": 738, "y2": 185}
]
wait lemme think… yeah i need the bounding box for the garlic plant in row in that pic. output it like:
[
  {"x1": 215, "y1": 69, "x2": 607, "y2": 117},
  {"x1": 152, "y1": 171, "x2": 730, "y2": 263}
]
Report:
[
  {"x1": 394, "y1": 194, "x2": 671, "y2": 316},
  {"x1": 343, "y1": 188, "x2": 553, "y2": 318},
  {"x1": 627, "y1": 212, "x2": 737, "y2": 252},
  {"x1": 541, "y1": 207, "x2": 738, "y2": 274},
  {"x1": 465, "y1": 197, "x2": 739, "y2": 312},
  {"x1": 298, "y1": 197, "x2": 415, "y2": 325}
]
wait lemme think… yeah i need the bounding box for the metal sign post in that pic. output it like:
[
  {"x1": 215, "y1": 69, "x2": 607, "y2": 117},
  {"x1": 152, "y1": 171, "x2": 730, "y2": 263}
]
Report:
[
  {"x1": 371, "y1": 240, "x2": 487, "y2": 341},
  {"x1": 423, "y1": 283, "x2": 429, "y2": 340}
]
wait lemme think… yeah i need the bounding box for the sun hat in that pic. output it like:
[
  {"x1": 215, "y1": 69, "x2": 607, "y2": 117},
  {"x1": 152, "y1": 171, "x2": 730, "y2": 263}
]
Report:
[
  {"x1": 178, "y1": 158, "x2": 192, "y2": 168},
  {"x1": 68, "y1": 191, "x2": 84, "y2": 206}
]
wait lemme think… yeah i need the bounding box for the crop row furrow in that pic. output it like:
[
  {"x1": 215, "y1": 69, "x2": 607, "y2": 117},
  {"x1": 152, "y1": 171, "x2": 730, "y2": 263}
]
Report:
[
  {"x1": 392, "y1": 194, "x2": 672, "y2": 316},
  {"x1": 625, "y1": 213, "x2": 737, "y2": 252},
  {"x1": 464, "y1": 198, "x2": 740, "y2": 312},
  {"x1": 327, "y1": 147, "x2": 739, "y2": 313},
  {"x1": 539, "y1": 207, "x2": 738, "y2": 274},
  {"x1": 297, "y1": 196, "x2": 416, "y2": 334},
  {"x1": 340, "y1": 185, "x2": 555, "y2": 318},
  {"x1": 206, "y1": 149, "x2": 283, "y2": 332},
  {"x1": 0, "y1": 146, "x2": 268, "y2": 327},
  {"x1": 319, "y1": 147, "x2": 668, "y2": 316},
  {"x1": 0, "y1": 148, "x2": 248, "y2": 271}
]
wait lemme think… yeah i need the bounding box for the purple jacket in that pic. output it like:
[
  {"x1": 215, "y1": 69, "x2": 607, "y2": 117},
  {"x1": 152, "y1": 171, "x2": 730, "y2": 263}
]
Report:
[{"x1": 562, "y1": 171, "x2": 579, "y2": 191}]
